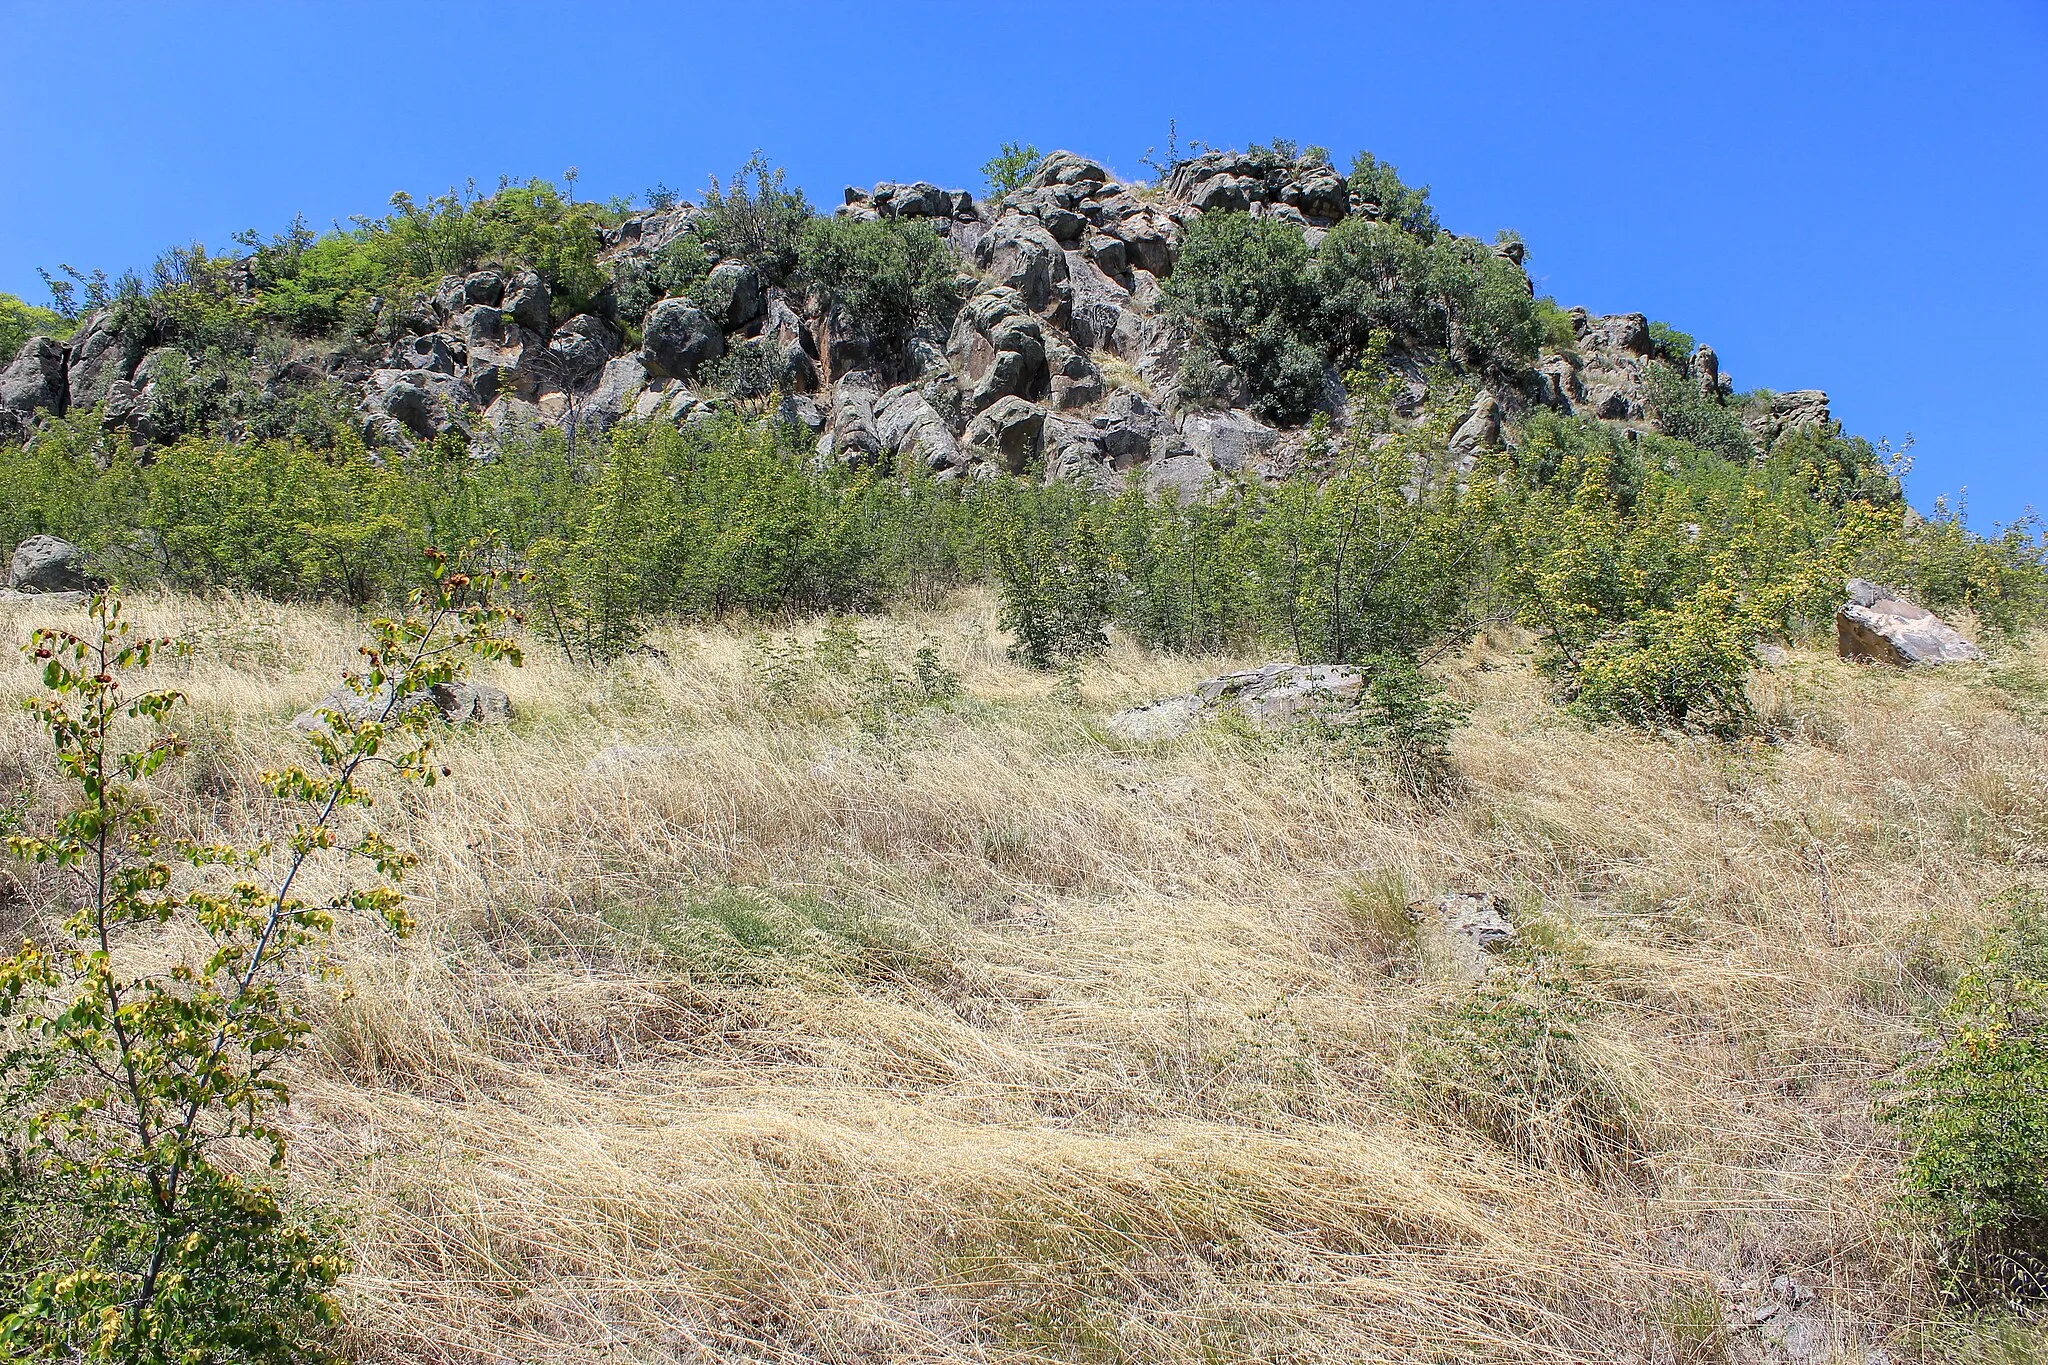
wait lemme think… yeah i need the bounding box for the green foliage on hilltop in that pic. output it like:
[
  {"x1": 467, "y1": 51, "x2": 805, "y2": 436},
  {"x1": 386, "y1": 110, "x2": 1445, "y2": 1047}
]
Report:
[
  {"x1": 1167, "y1": 201, "x2": 1538, "y2": 422},
  {"x1": 0, "y1": 294, "x2": 72, "y2": 367}
]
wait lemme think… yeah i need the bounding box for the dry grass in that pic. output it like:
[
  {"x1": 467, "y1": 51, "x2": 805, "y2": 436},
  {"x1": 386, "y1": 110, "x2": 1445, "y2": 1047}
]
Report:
[{"x1": 2, "y1": 589, "x2": 2044, "y2": 1363}]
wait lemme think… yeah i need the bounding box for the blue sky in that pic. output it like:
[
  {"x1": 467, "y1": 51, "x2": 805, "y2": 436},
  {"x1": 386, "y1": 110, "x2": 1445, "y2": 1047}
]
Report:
[{"x1": 2, "y1": 1, "x2": 2041, "y2": 524}]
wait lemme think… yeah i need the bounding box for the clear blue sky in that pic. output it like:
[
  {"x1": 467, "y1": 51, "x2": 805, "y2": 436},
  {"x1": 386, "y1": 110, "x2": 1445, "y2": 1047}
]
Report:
[{"x1": 2, "y1": 1, "x2": 2041, "y2": 525}]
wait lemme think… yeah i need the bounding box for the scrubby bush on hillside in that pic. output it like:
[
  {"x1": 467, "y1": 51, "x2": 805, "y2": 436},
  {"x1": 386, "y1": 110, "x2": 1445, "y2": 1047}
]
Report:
[
  {"x1": 797, "y1": 216, "x2": 962, "y2": 356},
  {"x1": 981, "y1": 141, "x2": 1042, "y2": 197},
  {"x1": 1881, "y1": 892, "x2": 2048, "y2": 1299},
  {"x1": 1346, "y1": 151, "x2": 1439, "y2": 236}
]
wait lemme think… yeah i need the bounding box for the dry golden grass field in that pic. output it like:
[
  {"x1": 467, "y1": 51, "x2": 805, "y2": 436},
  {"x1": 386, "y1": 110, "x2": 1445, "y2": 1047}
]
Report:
[{"x1": 2, "y1": 589, "x2": 2044, "y2": 1364}]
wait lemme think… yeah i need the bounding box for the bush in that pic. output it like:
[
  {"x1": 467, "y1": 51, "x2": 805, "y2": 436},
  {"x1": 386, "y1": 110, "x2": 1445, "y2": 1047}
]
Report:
[
  {"x1": 1346, "y1": 151, "x2": 1439, "y2": 236},
  {"x1": 1570, "y1": 593, "x2": 1757, "y2": 737},
  {"x1": 0, "y1": 577, "x2": 520, "y2": 1357},
  {"x1": 1645, "y1": 360, "x2": 1753, "y2": 463},
  {"x1": 692, "y1": 153, "x2": 814, "y2": 287},
  {"x1": 1165, "y1": 211, "x2": 1323, "y2": 423},
  {"x1": 0, "y1": 293, "x2": 71, "y2": 368},
  {"x1": 981, "y1": 141, "x2": 1042, "y2": 197},
  {"x1": 797, "y1": 216, "x2": 961, "y2": 357},
  {"x1": 991, "y1": 486, "x2": 1112, "y2": 670},
  {"x1": 1881, "y1": 892, "x2": 2048, "y2": 1300}
]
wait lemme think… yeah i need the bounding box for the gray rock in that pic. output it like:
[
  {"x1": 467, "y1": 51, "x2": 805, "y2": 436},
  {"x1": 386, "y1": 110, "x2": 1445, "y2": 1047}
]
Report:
[
  {"x1": 875, "y1": 384, "x2": 963, "y2": 470},
  {"x1": 64, "y1": 312, "x2": 139, "y2": 412},
  {"x1": 946, "y1": 287, "x2": 1047, "y2": 412},
  {"x1": 292, "y1": 680, "x2": 511, "y2": 733},
  {"x1": 1836, "y1": 579, "x2": 1982, "y2": 666},
  {"x1": 1180, "y1": 409, "x2": 1279, "y2": 473},
  {"x1": 462, "y1": 269, "x2": 506, "y2": 307},
  {"x1": 10, "y1": 535, "x2": 97, "y2": 594},
  {"x1": 390, "y1": 332, "x2": 463, "y2": 376},
  {"x1": 640, "y1": 299, "x2": 724, "y2": 380},
  {"x1": 822, "y1": 376, "x2": 884, "y2": 464},
  {"x1": 1105, "y1": 662, "x2": 1367, "y2": 741},
  {"x1": 1027, "y1": 151, "x2": 1109, "y2": 190},
  {"x1": 503, "y1": 271, "x2": 552, "y2": 333},
  {"x1": 548, "y1": 314, "x2": 621, "y2": 384},
  {"x1": 700, "y1": 259, "x2": 763, "y2": 331},
  {"x1": 1447, "y1": 391, "x2": 1502, "y2": 462},
  {"x1": 973, "y1": 216, "x2": 1069, "y2": 317},
  {"x1": 966, "y1": 395, "x2": 1046, "y2": 472},
  {"x1": 0, "y1": 335, "x2": 69, "y2": 418},
  {"x1": 1428, "y1": 891, "x2": 1517, "y2": 960}
]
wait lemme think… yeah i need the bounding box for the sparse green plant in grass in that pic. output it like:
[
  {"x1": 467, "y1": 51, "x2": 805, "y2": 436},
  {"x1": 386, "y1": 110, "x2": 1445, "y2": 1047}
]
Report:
[
  {"x1": 0, "y1": 564, "x2": 519, "y2": 1360},
  {"x1": 1404, "y1": 951, "x2": 1653, "y2": 1183}
]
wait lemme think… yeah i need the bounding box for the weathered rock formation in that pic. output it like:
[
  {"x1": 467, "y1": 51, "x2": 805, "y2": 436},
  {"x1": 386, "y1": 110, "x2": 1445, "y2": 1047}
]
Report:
[{"x1": 1835, "y1": 579, "x2": 1982, "y2": 666}]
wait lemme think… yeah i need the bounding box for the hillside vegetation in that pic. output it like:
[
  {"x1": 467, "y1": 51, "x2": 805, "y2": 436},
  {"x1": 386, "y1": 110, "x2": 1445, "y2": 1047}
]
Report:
[{"x1": 0, "y1": 142, "x2": 2044, "y2": 1363}]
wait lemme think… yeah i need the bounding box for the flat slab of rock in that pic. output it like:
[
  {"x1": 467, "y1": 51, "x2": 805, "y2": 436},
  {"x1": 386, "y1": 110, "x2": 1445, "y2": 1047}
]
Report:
[
  {"x1": 1421, "y1": 890, "x2": 1518, "y2": 977},
  {"x1": 294, "y1": 681, "x2": 511, "y2": 733},
  {"x1": 1106, "y1": 662, "x2": 1364, "y2": 741},
  {"x1": 1836, "y1": 578, "x2": 1981, "y2": 666}
]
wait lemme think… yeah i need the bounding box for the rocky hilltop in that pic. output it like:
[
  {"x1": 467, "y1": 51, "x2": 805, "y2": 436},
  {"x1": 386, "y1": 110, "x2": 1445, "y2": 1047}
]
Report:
[{"x1": 0, "y1": 146, "x2": 1834, "y2": 490}]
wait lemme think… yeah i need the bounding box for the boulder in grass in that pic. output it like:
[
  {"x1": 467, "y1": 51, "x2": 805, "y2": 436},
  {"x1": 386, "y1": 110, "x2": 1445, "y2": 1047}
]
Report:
[
  {"x1": 10, "y1": 535, "x2": 98, "y2": 594},
  {"x1": 1836, "y1": 579, "x2": 1982, "y2": 666},
  {"x1": 1105, "y1": 662, "x2": 1365, "y2": 741},
  {"x1": 293, "y1": 681, "x2": 511, "y2": 733}
]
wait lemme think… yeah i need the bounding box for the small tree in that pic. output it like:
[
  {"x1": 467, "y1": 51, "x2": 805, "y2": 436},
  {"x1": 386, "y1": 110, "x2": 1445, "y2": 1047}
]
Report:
[
  {"x1": 980, "y1": 142, "x2": 1041, "y2": 198},
  {"x1": 0, "y1": 561, "x2": 518, "y2": 1359}
]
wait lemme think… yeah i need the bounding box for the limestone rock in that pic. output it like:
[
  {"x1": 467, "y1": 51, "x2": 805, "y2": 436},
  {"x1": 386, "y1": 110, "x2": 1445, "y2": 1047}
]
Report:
[
  {"x1": 1836, "y1": 579, "x2": 1981, "y2": 666},
  {"x1": 1105, "y1": 662, "x2": 1367, "y2": 741}
]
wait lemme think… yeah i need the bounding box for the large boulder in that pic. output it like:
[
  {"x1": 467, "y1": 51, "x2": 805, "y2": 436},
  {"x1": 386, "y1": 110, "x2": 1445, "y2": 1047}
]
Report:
[
  {"x1": 946, "y1": 287, "x2": 1047, "y2": 413},
  {"x1": 0, "y1": 335, "x2": 69, "y2": 420},
  {"x1": 875, "y1": 384, "x2": 963, "y2": 471},
  {"x1": 503, "y1": 271, "x2": 552, "y2": 333},
  {"x1": 966, "y1": 395, "x2": 1046, "y2": 472},
  {"x1": 10, "y1": 535, "x2": 97, "y2": 594},
  {"x1": 640, "y1": 299, "x2": 724, "y2": 380},
  {"x1": 1447, "y1": 391, "x2": 1502, "y2": 463},
  {"x1": 293, "y1": 680, "x2": 511, "y2": 733},
  {"x1": 700, "y1": 259, "x2": 764, "y2": 331},
  {"x1": 547, "y1": 314, "x2": 621, "y2": 384},
  {"x1": 1836, "y1": 579, "x2": 1982, "y2": 666},
  {"x1": 64, "y1": 312, "x2": 140, "y2": 412},
  {"x1": 1105, "y1": 663, "x2": 1367, "y2": 741},
  {"x1": 1180, "y1": 409, "x2": 1280, "y2": 474},
  {"x1": 972, "y1": 216, "x2": 1069, "y2": 317}
]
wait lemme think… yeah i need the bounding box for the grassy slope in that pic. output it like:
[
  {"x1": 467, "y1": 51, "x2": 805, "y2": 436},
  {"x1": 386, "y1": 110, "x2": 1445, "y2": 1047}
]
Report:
[{"x1": 2, "y1": 590, "x2": 2044, "y2": 1363}]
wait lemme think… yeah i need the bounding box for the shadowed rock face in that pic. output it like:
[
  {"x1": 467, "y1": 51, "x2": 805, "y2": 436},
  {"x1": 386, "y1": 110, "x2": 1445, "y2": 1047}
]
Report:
[{"x1": 1835, "y1": 579, "x2": 1982, "y2": 666}]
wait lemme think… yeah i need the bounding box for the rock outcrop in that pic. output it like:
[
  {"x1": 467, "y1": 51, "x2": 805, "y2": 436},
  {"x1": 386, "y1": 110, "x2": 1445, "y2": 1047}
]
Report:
[
  {"x1": 1835, "y1": 579, "x2": 1982, "y2": 666},
  {"x1": 0, "y1": 145, "x2": 1850, "y2": 495},
  {"x1": 1106, "y1": 662, "x2": 1366, "y2": 741}
]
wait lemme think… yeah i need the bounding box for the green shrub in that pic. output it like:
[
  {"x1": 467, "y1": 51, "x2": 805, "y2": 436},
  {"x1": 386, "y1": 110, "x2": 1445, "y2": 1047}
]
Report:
[
  {"x1": 797, "y1": 216, "x2": 961, "y2": 356},
  {"x1": 0, "y1": 294, "x2": 71, "y2": 368},
  {"x1": 1165, "y1": 210, "x2": 1324, "y2": 423},
  {"x1": 1345, "y1": 151, "x2": 1439, "y2": 236},
  {"x1": 1647, "y1": 320, "x2": 1697, "y2": 364},
  {"x1": 991, "y1": 486, "x2": 1112, "y2": 670},
  {"x1": 981, "y1": 141, "x2": 1042, "y2": 197},
  {"x1": 693, "y1": 153, "x2": 813, "y2": 286},
  {"x1": 1881, "y1": 892, "x2": 2048, "y2": 1299},
  {"x1": 1570, "y1": 593, "x2": 1757, "y2": 737},
  {"x1": 1645, "y1": 360, "x2": 1752, "y2": 463}
]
